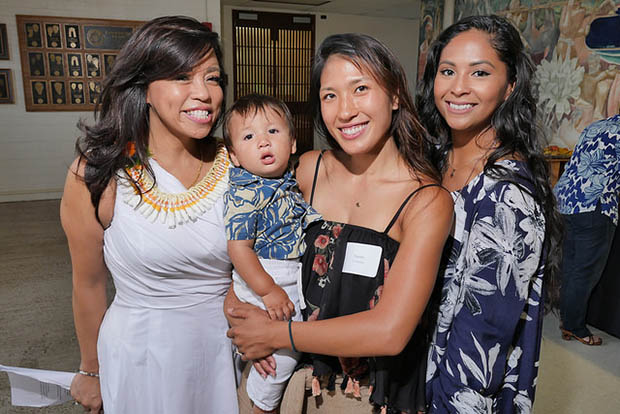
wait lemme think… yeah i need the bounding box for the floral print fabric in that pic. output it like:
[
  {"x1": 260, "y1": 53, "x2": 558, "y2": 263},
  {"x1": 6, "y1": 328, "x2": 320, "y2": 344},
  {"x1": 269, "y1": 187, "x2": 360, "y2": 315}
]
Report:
[
  {"x1": 224, "y1": 167, "x2": 321, "y2": 259},
  {"x1": 554, "y1": 114, "x2": 620, "y2": 225},
  {"x1": 301, "y1": 220, "x2": 428, "y2": 412},
  {"x1": 309, "y1": 221, "x2": 342, "y2": 288},
  {"x1": 426, "y1": 160, "x2": 546, "y2": 414}
]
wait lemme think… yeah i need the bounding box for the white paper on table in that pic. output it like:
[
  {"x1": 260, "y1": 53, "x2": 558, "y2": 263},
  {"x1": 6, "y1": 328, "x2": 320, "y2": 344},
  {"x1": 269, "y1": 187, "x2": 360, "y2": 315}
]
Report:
[{"x1": 0, "y1": 364, "x2": 75, "y2": 407}]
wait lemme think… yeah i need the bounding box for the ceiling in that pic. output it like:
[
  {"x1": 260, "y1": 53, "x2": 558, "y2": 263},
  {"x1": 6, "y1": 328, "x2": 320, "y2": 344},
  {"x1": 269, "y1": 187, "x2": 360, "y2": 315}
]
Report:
[{"x1": 222, "y1": 0, "x2": 422, "y2": 20}]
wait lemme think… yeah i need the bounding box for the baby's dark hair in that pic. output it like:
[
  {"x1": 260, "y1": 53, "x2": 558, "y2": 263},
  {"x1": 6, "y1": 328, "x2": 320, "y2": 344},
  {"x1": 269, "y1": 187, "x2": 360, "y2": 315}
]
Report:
[{"x1": 222, "y1": 93, "x2": 295, "y2": 148}]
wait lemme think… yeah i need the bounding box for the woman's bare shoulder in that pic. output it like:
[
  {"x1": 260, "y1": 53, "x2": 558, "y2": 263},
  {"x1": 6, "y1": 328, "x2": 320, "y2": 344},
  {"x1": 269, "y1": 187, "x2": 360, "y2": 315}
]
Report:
[
  {"x1": 404, "y1": 179, "x2": 453, "y2": 222},
  {"x1": 68, "y1": 156, "x2": 86, "y2": 178},
  {"x1": 296, "y1": 150, "x2": 325, "y2": 196},
  {"x1": 62, "y1": 156, "x2": 116, "y2": 229}
]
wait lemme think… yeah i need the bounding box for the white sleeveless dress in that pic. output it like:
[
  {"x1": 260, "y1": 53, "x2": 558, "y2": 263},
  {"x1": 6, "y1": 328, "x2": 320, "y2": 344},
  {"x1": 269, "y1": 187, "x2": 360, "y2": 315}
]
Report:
[{"x1": 98, "y1": 157, "x2": 239, "y2": 413}]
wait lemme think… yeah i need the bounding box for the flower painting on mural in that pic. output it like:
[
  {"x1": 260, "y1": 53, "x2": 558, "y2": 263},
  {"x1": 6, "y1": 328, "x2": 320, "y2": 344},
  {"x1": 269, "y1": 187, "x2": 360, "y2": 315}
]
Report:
[
  {"x1": 453, "y1": 0, "x2": 620, "y2": 149},
  {"x1": 534, "y1": 52, "x2": 583, "y2": 147}
]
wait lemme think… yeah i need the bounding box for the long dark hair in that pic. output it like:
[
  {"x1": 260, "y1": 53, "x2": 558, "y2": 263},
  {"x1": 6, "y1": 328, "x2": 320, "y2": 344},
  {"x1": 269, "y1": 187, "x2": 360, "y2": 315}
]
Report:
[
  {"x1": 416, "y1": 15, "x2": 562, "y2": 310},
  {"x1": 309, "y1": 33, "x2": 440, "y2": 182},
  {"x1": 76, "y1": 15, "x2": 226, "y2": 214}
]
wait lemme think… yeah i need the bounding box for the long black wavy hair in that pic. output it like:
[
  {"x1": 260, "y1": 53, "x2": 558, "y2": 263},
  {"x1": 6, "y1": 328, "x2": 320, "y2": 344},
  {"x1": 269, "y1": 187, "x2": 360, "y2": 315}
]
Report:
[
  {"x1": 309, "y1": 33, "x2": 440, "y2": 182},
  {"x1": 76, "y1": 15, "x2": 226, "y2": 216},
  {"x1": 416, "y1": 15, "x2": 562, "y2": 310}
]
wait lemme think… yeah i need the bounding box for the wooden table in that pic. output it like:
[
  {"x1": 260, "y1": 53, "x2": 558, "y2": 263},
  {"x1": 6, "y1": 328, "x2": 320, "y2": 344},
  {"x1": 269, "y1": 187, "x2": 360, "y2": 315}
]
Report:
[{"x1": 547, "y1": 156, "x2": 571, "y2": 186}]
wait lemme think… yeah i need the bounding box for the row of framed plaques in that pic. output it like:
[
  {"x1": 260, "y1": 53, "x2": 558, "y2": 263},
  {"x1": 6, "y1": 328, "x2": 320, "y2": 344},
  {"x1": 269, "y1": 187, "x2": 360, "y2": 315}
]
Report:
[
  {"x1": 30, "y1": 79, "x2": 100, "y2": 105},
  {"x1": 16, "y1": 15, "x2": 143, "y2": 111},
  {"x1": 27, "y1": 51, "x2": 117, "y2": 78}
]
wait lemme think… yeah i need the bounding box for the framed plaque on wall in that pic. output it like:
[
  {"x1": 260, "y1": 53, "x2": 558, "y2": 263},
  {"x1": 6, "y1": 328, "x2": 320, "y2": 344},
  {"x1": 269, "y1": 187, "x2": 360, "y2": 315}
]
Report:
[
  {"x1": 0, "y1": 23, "x2": 9, "y2": 60},
  {"x1": 16, "y1": 15, "x2": 144, "y2": 111},
  {"x1": 0, "y1": 69, "x2": 15, "y2": 103}
]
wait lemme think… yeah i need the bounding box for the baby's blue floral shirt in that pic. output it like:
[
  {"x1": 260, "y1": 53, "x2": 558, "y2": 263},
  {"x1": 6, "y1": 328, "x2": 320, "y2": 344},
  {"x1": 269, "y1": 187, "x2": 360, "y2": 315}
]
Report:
[
  {"x1": 224, "y1": 167, "x2": 322, "y2": 259},
  {"x1": 554, "y1": 115, "x2": 620, "y2": 225}
]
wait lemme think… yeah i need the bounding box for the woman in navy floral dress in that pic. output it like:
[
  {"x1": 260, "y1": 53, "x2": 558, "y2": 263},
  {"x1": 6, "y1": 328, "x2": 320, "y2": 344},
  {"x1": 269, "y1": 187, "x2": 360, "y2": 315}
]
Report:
[{"x1": 416, "y1": 15, "x2": 562, "y2": 413}]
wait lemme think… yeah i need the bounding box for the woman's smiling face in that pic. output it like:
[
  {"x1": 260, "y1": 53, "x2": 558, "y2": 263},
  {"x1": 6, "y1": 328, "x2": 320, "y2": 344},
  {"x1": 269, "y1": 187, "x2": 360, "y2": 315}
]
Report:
[
  {"x1": 433, "y1": 29, "x2": 513, "y2": 140},
  {"x1": 146, "y1": 50, "x2": 223, "y2": 144},
  {"x1": 319, "y1": 55, "x2": 398, "y2": 155}
]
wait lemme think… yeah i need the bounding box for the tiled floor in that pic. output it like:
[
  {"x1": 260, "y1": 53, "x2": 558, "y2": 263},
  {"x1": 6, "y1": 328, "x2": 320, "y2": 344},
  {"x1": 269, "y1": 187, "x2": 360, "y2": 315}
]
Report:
[{"x1": 534, "y1": 313, "x2": 620, "y2": 413}]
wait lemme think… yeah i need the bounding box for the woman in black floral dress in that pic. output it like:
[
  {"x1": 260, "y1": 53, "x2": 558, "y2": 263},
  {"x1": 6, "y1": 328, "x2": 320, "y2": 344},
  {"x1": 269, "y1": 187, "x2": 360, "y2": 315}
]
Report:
[{"x1": 227, "y1": 33, "x2": 453, "y2": 413}]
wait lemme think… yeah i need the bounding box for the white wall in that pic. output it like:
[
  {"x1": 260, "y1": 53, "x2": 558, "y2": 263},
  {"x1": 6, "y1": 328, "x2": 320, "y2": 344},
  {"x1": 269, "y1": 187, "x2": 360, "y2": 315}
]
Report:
[
  {"x1": 221, "y1": 5, "x2": 419, "y2": 150},
  {"x1": 0, "y1": 0, "x2": 219, "y2": 202},
  {"x1": 316, "y1": 13, "x2": 420, "y2": 91}
]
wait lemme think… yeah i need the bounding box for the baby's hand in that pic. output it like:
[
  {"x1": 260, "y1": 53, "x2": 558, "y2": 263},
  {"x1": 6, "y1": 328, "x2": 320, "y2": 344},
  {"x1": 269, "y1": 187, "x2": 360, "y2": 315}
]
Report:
[{"x1": 262, "y1": 285, "x2": 295, "y2": 321}]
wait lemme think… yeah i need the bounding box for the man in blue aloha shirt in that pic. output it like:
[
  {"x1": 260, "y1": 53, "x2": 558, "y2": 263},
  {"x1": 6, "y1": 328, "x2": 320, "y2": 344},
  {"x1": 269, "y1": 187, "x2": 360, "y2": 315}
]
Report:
[{"x1": 554, "y1": 114, "x2": 620, "y2": 346}]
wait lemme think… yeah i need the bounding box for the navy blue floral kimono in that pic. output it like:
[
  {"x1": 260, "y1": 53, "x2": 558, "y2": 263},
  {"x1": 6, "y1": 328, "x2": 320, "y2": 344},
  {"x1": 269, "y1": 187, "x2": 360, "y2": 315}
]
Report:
[{"x1": 426, "y1": 160, "x2": 546, "y2": 414}]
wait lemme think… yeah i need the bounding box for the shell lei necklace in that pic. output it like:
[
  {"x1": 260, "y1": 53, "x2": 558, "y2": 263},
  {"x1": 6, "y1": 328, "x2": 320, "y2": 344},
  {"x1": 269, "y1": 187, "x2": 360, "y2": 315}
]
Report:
[{"x1": 119, "y1": 143, "x2": 229, "y2": 229}]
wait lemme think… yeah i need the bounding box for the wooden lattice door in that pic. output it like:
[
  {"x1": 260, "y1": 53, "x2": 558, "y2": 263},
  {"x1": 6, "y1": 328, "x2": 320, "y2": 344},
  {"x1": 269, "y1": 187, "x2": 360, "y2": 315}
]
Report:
[{"x1": 233, "y1": 10, "x2": 315, "y2": 154}]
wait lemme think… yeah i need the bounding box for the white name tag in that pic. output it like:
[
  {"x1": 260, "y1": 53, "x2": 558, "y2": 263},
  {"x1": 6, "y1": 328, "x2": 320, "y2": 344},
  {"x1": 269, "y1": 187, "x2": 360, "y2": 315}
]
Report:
[{"x1": 342, "y1": 242, "x2": 383, "y2": 278}]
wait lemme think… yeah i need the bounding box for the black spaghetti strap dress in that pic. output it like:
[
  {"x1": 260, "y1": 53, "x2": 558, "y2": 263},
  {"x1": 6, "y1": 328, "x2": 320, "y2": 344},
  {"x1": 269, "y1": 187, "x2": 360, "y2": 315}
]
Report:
[{"x1": 300, "y1": 152, "x2": 439, "y2": 413}]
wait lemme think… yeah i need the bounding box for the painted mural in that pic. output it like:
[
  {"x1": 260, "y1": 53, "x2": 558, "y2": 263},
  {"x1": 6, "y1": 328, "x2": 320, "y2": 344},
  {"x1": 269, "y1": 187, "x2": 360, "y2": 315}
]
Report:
[
  {"x1": 454, "y1": 0, "x2": 620, "y2": 149},
  {"x1": 418, "y1": 0, "x2": 445, "y2": 81}
]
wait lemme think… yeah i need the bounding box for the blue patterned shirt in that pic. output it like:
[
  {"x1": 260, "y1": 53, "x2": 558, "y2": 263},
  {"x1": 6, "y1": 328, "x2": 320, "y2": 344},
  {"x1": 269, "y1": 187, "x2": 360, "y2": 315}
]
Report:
[
  {"x1": 554, "y1": 115, "x2": 620, "y2": 225},
  {"x1": 427, "y1": 160, "x2": 546, "y2": 414},
  {"x1": 224, "y1": 167, "x2": 321, "y2": 260}
]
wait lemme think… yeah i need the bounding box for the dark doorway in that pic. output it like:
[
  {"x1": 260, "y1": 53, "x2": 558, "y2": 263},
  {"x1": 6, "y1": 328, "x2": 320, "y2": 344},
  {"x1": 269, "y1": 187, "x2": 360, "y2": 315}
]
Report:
[{"x1": 232, "y1": 10, "x2": 315, "y2": 154}]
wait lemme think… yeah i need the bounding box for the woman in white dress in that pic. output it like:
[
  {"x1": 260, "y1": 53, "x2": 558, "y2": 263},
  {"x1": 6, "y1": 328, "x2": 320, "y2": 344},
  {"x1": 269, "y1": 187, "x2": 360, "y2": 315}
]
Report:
[{"x1": 60, "y1": 16, "x2": 238, "y2": 413}]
